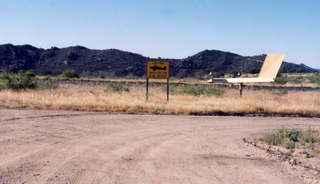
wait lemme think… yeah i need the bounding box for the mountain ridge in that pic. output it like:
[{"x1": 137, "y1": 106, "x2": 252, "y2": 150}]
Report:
[{"x1": 0, "y1": 44, "x2": 318, "y2": 78}]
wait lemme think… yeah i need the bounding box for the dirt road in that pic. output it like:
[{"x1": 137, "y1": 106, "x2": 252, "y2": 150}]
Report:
[{"x1": 0, "y1": 109, "x2": 319, "y2": 184}]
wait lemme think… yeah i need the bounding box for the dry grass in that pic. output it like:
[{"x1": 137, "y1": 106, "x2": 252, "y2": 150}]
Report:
[{"x1": 0, "y1": 84, "x2": 320, "y2": 116}]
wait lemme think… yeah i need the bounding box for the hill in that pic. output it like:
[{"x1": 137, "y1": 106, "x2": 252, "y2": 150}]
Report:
[{"x1": 0, "y1": 44, "x2": 317, "y2": 78}]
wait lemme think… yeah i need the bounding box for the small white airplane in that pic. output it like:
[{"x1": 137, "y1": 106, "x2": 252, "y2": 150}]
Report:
[{"x1": 208, "y1": 54, "x2": 285, "y2": 96}]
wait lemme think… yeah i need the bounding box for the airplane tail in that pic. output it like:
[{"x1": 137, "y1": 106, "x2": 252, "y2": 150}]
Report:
[{"x1": 258, "y1": 54, "x2": 285, "y2": 79}]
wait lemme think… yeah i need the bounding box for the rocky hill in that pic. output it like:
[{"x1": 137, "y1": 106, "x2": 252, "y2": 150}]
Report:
[{"x1": 0, "y1": 44, "x2": 317, "y2": 78}]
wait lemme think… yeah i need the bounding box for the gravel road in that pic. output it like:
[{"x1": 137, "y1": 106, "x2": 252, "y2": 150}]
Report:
[{"x1": 0, "y1": 109, "x2": 319, "y2": 184}]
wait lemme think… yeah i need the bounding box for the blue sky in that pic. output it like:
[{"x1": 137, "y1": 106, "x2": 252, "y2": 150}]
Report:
[{"x1": 1, "y1": 0, "x2": 319, "y2": 68}]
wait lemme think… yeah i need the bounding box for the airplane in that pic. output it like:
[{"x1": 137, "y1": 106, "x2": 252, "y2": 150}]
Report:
[{"x1": 208, "y1": 54, "x2": 286, "y2": 96}]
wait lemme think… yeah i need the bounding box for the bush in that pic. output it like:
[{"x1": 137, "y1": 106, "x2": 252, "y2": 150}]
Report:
[
  {"x1": 263, "y1": 128, "x2": 319, "y2": 150},
  {"x1": 104, "y1": 83, "x2": 129, "y2": 93},
  {"x1": 38, "y1": 78, "x2": 59, "y2": 90},
  {"x1": 0, "y1": 72, "x2": 59, "y2": 90},
  {"x1": 0, "y1": 72, "x2": 38, "y2": 90},
  {"x1": 0, "y1": 79, "x2": 7, "y2": 90},
  {"x1": 177, "y1": 86, "x2": 224, "y2": 97},
  {"x1": 290, "y1": 77, "x2": 303, "y2": 84},
  {"x1": 302, "y1": 135, "x2": 317, "y2": 143},
  {"x1": 287, "y1": 129, "x2": 300, "y2": 142},
  {"x1": 309, "y1": 73, "x2": 320, "y2": 86},
  {"x1": 263, "y1": 128, "x2": 300, "y2": 149},
  {"x1": 24, "y1": 71, "x2": 36, "y2": 77},
  {"x1": 275, "y1": 76, "x2": 288, "y2": 84},
  {"x1": 61, "y1": 70, "x2": 79, "y2": 78}
]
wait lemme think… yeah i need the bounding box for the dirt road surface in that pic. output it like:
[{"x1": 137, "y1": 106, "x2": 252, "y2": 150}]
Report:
[{"x1": 0, "y1": 109, "x2": 319, "y2": 184}]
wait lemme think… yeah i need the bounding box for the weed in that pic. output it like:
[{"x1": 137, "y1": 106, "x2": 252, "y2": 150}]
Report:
[
  {"x1": 262, "y1": 128, "x2": 319, "y2": 154},
  {"x1": 104, "y1": 83, "x2": 129, "y2": 93},
  {"x1": 282, "y1": 140, "x2": 296, "y2": 149},
  {"x1": 263, "y1": 134, "x2": 282, "y2": 145},
  {"x1": 176, "y1": 86, "x2": 224, "y2": 97},
  {"x1": 302, "y1": 129, "x2": 318, "y2": 143},
  {"x1": 263, "y1": 128, "x2": 300, "y2": 147},
  {"x1": 38, "y1": 78, "x2": 59, "y2": 90},
  {"x1": 303, "y1": 151, "x2": 313, "y2": 158},
  {"x1": 61, "y1": 70, "x2": 79, "y2": 78},
  {"x1": 180, "y1": 86, "x2": 203, "y2": 96},
  {"x1": 308, "y1": 73, "x2": 320, "y2": 86},
  {"x1": 314, "y1": 149, "x2": 320, "y2": 154},
  {"x1": 205, "y1": 87, "x2": 224, "y2": 96},
  {"x1": 272, "y1": 89, "x2": 288, "y2": 96},
  {"x1": 302, "y1": 135, "x2": 317, "y2": 143}
]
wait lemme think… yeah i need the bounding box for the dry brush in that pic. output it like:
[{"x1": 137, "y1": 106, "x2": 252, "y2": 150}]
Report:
[{"x1": 0, "y1": 84, "x2": 319, "y2": 116}]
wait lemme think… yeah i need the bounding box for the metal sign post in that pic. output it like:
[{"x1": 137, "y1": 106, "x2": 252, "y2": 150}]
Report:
[
  {"x1": 146, "y1": 77, "x2": 149, "y2": 101},
  {"x1": 166, "y1": 77, "x2": 169, "y2": 102},
  {"x1": 146, "y1": 61, "x2": 170, "y2": 102}
]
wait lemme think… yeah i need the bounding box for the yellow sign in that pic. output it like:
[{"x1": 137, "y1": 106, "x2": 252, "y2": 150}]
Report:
[{"x1": 147, "y1": 61, "x2": 170, "y2": 79}]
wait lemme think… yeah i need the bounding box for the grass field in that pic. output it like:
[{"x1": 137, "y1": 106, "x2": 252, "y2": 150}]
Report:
[
  {"x1": 37, "y1": 72, "x2": 320, "y2": 88},
  {"x1": 0, "y1": 83, "x2": 319, "y2": 116},
  {"x1": 2, "y1": 69, "x2": 316, "y2": 88}
]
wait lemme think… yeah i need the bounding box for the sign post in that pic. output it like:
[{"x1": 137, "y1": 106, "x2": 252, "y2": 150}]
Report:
[
  {"x1": 146, "y1": 77, "x2": 149, "y2": 101},
  {"x1": 146, "y1": 61, "x2": 170, "y2": 102}
]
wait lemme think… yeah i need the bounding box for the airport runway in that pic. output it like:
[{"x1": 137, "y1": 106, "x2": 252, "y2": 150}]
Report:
[{"x1": 0, "y1": 109, "x2": 319, "y2": 184}]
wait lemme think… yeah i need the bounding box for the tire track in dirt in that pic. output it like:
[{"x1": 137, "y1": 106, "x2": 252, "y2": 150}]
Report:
[
  {"x1": 44, "y1": 132, "x2": 182, "y2": 184},
  {"x1": 91, "y1": 133, "x2": 185, "y2": 184},
  {"x1": 1, "y1": 110, "x2": 317, "y2": 184},
  {"x1": 0, "y1": 126, "x2": 143, "y2": 183},
  {"x1": 0, "y1": 112, "x2": 100, "y2": 123}
]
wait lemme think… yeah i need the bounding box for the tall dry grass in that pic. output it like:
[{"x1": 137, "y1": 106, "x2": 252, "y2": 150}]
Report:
[{"x1": 0, "y1": 84, "x2": 319, "y2": 116}]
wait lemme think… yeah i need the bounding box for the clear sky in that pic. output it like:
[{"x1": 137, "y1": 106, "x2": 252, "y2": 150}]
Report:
[{"x1": 1, "y1": 0, "x2": 319, "y2": 68}]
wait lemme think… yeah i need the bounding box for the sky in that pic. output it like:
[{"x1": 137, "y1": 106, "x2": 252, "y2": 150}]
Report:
[{"x1": 0, "y1": 0, "x2": 319, "y2": 68}]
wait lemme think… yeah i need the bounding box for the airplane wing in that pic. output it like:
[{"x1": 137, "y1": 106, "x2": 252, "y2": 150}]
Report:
[{"x1": 208, "y1": 77, "x2": 274, "y2": 83}]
